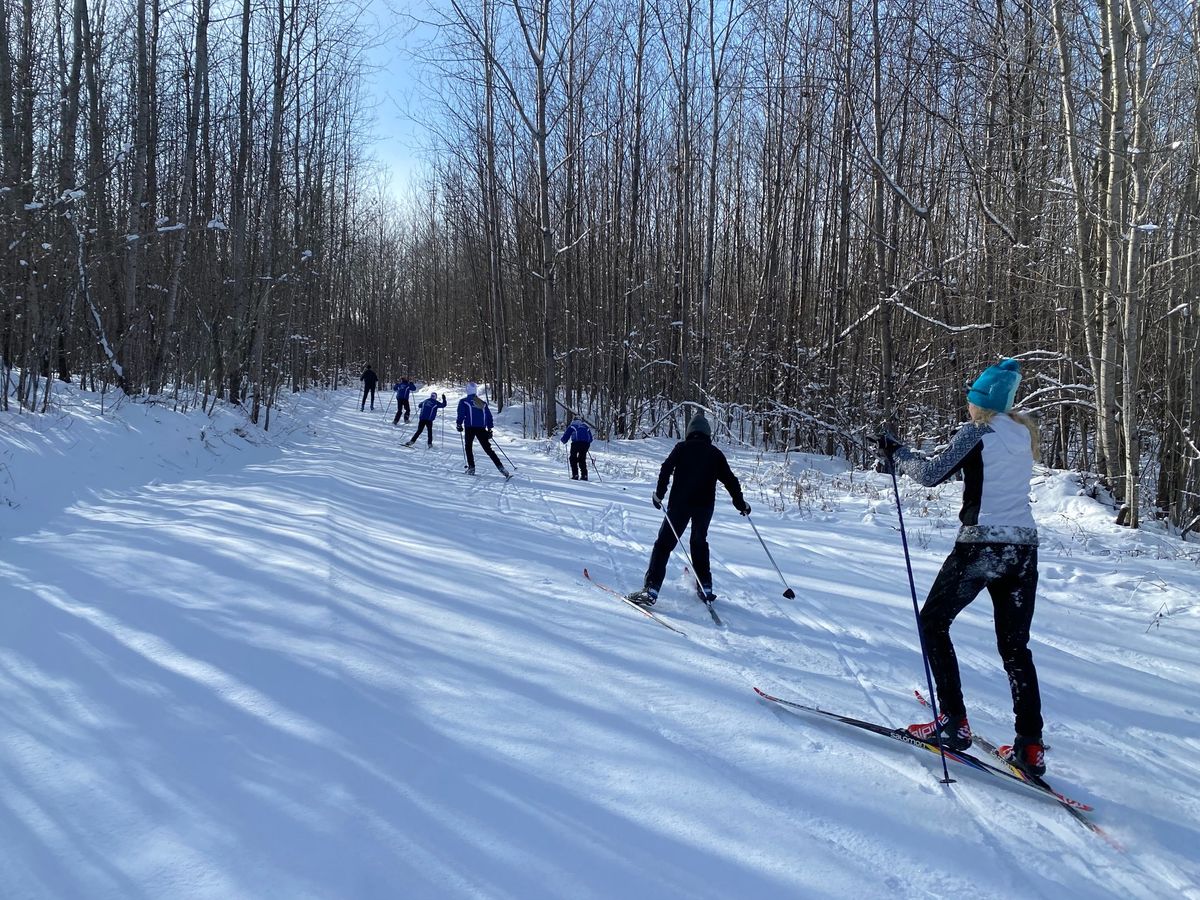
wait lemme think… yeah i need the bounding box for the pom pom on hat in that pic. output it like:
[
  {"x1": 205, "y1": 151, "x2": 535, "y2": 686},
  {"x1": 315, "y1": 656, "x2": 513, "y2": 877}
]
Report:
[{"x1": 967, "y1": 359, "x2": 1022, "y2": 413}]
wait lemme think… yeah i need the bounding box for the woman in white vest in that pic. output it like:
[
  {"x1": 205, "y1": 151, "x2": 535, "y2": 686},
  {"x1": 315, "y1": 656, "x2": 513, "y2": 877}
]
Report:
[{"x1": 880, "y1": 359, "x2": 1046, "y2": 776}]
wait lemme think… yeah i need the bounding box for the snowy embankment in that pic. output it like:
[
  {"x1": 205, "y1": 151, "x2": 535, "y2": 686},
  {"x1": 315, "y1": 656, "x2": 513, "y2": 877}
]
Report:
[{"x1": 1, "y1": 386, "x2": 1198, "y2": 900}]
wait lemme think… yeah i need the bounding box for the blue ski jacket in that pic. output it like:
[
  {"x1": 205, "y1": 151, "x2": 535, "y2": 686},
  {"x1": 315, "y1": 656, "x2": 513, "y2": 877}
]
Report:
[
  {"x1": 560, "y1": 419, "x2": 594, "y2": 444},
  {"x1": 418, "y1": 395, "x2": 447, "y2": 421},
  {"x1": 394, "y1": 380, "x2": 417, "y2": 400},
  {"x1": 457, "y1": 395, "x2": 494, "y2": 429}
]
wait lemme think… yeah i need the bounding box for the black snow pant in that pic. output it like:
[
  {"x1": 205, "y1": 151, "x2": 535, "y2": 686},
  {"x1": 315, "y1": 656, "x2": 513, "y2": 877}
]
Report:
[
  {"x1": 643, "y1": 502, "x2": 714, "y2": 593},
  {"x1": 920, "y1": 541, "x2": 1042, "y2": 739},
  {"x1": 361, "y1": 384, "x2": 376, "y2": 410},
  {"x1": 569, "y1": 441, "x2": 591, "y2": 479},
  {"x1": 409, "y1": 419, "x2": 434, "y2": 446},
  {"x1": 464, "y1": 426, "x2": 503, "y2": 471},
  {"x1": 393, "y1": 397, "x2": 411, "y2": 424}
]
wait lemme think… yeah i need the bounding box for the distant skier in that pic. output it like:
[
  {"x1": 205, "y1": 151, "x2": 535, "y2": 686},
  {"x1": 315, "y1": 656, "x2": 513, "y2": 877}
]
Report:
[
  {"x1": 456, "y1": 382, "x2": 510, "y2": 478},
  {"x1": 405, "y1": 392, "x2": 447, "y2": 447},
  {"x1": 392, "y1": 377, "x2": 419, "y2": 425},
  {"x1": 627, "y1": 412, "x2": 750, "y2": 607},
  {"x1": 879, "y1": 358, "x2": 1046, "y2": 776},
  {"x1": 360, "y1": 365, "x2": 379, "y2": 411},
  {"x1": 560, "y1": 414, "x2": 594, "y2": 480}
]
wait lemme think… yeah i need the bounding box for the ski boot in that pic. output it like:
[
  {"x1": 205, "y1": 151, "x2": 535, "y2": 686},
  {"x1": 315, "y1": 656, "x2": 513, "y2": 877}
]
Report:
[
  {"x1": 998, "y1": 736, "x2": 1046, "y2": 776},
  {"x1": 627, "y1": 587, "x2": 658, "y2": 607},
  {"x1": 906, "y1": 712, "x2": 972, "y2": 751}
]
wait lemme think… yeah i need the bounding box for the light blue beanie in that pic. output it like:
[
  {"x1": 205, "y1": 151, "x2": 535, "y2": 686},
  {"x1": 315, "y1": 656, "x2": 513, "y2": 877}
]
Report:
[{"x1": 967, "y1": 359, "x2": 1022, "y2": 413}]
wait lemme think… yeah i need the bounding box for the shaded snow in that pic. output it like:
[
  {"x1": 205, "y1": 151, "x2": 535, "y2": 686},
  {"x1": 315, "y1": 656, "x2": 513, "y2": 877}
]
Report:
[{"x1": 1, "y1": 385, "x2": 1198, "y2": 899}]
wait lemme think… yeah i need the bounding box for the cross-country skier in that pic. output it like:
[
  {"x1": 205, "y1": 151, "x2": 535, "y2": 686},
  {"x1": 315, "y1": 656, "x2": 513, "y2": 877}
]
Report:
[
  {"x1": 878, "y1": 358, "x2": 1046, "y2": 775},
  {"x1": 560, "y1": 414, "x2": 594, "y2": 480},
  {"x1": 405, "y1": 392, "x2": 447, "y2": 447},
  {"x1": 627, "y1": 412, "x2": 750, "y2": 607},
  {"x1": 456, "y1": 383, "x2": 510, "y2": 478},
  {"x1": 360, "y1": 365, "x2": 379, "y2": 411},
  {"x1": 392, "y1": 377, "x2": 419, "y2": 424}
]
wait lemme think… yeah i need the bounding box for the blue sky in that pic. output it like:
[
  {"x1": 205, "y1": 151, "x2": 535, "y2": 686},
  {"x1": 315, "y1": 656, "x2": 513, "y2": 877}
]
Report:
[{"x1": 363, "y1": 0, "x2": 435, "y2": 198}]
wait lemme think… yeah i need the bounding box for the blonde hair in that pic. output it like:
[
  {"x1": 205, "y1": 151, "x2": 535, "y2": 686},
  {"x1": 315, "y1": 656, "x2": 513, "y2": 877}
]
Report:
[{"x1": 968, "y1": 403, "x2": 1041, "y2": 462}]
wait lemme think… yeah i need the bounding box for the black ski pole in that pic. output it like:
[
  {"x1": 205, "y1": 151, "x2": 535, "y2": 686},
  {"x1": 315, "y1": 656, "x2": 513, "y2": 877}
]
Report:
[
  {"x1": 492, "y1": 435, "x2": 517, "y2": 471},
  {"x1": 587, "y1": 450, "x2": 602, "y2": 482},
  {"x1": 746, "y1": 515, "x2": 795, "y2": 599},
  {"x1": 659, "y1": 503, "x2": 709, "y2": 599},
  {"x1": 888, "y1": 457, "x2": 955, "y2": 785}
]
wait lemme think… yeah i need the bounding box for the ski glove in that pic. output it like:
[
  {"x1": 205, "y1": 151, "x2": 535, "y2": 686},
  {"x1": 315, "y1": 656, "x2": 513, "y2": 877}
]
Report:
[
  {"x1": 736, "y1": 500, "x2": 752, "y2": 516},
  {"x1": 877, "y1": 431, "x2": 903, "y2": 458},
  {"x1": 876, "y1": 432, "x2": 902, "y2": 474},
  {"x1": 652, "y1": 493, "x2": 663, "y2": 510},
  {"x1": 457, "y1": 424, "x2": 464, "y2": 432}
]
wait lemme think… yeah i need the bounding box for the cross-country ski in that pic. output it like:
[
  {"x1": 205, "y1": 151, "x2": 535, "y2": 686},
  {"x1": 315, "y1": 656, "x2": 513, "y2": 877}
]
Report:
[{"x1": 754, "y1": 685, "x2": 1112, "y2": 843}]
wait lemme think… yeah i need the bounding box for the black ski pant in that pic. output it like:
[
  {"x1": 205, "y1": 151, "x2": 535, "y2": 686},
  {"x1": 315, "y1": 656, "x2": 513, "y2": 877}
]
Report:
[
  {"x1": 361, "y1": 384, "x2": 376, "y2": 410},
  {"x1": 464, "y1": 426, "x2": 503, "y2": 470},
  {"x1": 393, "y1": 397, "x2": 411, "y2": 424},
  {"x1": 569, "y1": 441, "x2": 591, "y2": 479},
  {"x1": 643, "y1": 502, "x2": 714, "y2": 593},
  {"x1": 920, "y1": 541, "x2": 1042, "y2": 739},
  {"x1": 409, "y1": 419, "x2": 434, "y2": 446}
]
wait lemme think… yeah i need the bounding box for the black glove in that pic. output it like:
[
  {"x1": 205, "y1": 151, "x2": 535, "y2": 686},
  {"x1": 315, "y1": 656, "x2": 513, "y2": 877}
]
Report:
[
  {"x1": 875, "y1": 432, "x2": 901, "y2": 475},
  {"x1": 737, "y1": 500, "x2": 751, "y2": 517},
  {"x1": 877, "y1": 432, "x2": 902, "y2": 457},
  {"x1": 487, "y1": 429, "x2": 494, "y2": 437},
  {"x1": 441, "y1": 394, "x2": 446, "y2": 402},
  {"x1": 652, "y1": 493, "x2": 663, "y2": 510},
  {"x1": 456, "y1": 424, "x2": 463, "y2": 432}
]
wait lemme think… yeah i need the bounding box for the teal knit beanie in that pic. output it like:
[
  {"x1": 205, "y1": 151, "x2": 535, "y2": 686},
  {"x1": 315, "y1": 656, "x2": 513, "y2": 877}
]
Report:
[{"x1": 967, "y1": 359, "x2": 1022, "y2": 412}]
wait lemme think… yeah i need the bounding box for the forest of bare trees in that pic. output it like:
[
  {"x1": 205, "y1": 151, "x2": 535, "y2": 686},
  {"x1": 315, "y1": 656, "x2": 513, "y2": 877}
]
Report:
[{"x1": 2, "y1": 0, "x2": 1199, "y2": 531}]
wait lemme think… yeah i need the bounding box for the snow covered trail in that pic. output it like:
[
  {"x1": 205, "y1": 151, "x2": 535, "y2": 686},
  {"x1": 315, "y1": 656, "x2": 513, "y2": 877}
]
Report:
[{"x1": 1, "y1": 389, "x2": 1198, "y2": 899}]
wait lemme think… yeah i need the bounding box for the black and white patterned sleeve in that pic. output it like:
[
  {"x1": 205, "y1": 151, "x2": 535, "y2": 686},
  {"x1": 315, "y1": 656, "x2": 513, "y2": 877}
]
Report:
[{"x1": 893, "y1": 423, "x2": 986, "y2": 487}]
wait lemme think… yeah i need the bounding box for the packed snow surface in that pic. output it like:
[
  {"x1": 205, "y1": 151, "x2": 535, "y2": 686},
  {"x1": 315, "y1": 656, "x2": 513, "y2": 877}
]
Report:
[{"x1": 2, "y1": 386, "x2": 1198, "y2": 899}]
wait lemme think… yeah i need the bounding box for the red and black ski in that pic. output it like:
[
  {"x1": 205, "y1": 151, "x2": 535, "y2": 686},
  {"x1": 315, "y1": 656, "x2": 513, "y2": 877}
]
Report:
[
  {"x1": 582, "y1": 568, "x2": 687, "y2": 636},
  {"x1": 755, "y1": 686, "x2": 1113, "y2": 844},
  {"x1": 911, "y1": 689, "x2": 1116, "y2": 845}
]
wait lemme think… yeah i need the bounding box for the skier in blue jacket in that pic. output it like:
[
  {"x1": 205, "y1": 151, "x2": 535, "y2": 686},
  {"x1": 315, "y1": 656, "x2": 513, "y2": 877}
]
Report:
[
  {"x1": 560, "y1": 415, "x2": 594, "y2": 480},
  {"x1": 456, "y1": 382, "x2": 510, "y2": 478},
  {"x1": 405, "y1": 392, "x2": 446, "y2": 447},
  {"x1": 392, "y1": 378, "x2": 419, "y2": 425}
]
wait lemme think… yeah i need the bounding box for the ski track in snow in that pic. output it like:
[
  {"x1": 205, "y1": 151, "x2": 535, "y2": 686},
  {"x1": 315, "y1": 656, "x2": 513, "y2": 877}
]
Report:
[{"x1": 1, "y1": 387, "x2": 1199, "y2": 899}]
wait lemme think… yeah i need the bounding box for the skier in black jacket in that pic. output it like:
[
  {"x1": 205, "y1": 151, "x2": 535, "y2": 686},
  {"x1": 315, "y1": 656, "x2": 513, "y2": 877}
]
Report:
[
  {"x1": 628, "y1": 413, "x2": 750, "y2": 606},
  {"x1": 360, "y1": 365, "x2": 379, "y2": 411}
]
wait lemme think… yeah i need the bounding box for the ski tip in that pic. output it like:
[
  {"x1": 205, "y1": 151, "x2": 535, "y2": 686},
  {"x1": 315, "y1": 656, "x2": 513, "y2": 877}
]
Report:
[{"x1": 753, "y1": 686, "x2": 776, "y2": 702}]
